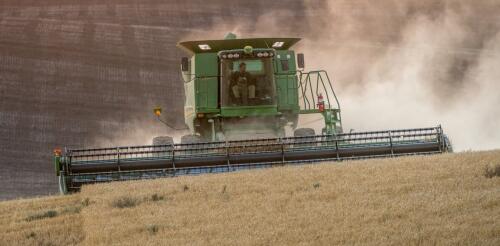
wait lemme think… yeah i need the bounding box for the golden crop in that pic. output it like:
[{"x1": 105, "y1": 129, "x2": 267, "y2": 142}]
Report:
[{"x1": 1, "y1": 150, "x2": 499, "y2": 245}]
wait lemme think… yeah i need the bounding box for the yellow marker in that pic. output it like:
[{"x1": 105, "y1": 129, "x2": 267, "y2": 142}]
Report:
[{"x1": 153, "y1": 107, "x2": 162, "y2": 117}]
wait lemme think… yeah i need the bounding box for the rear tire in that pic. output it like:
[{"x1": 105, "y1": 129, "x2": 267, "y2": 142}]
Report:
[{"x1": 180, "y1": 135, "x2": 203, "y2": 153}]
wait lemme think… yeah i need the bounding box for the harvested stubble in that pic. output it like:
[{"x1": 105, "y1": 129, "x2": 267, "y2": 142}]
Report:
[
  {"x1": 484, "y1": 163, "x2": 500, "y2": 178},
  {"x1": 1, "y1": 150, "x2": 499, "y2": 245}
]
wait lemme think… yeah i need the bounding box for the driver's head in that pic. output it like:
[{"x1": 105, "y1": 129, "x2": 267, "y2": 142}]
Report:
[{"x1": 239, "y1": 62, "x2": 246, "y2": 73}]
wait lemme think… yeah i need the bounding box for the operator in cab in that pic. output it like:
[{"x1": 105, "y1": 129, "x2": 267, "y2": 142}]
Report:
[{"x1": 230, "y1": 62, "x2": 256, "y2": 105}]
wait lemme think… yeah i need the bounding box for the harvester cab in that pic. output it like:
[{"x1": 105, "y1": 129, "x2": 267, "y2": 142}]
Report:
[
  {"x1": 171, "y1": 34, "x2": 342, "y2": 143},
  {"x1": 53, "y1": 34, "x2": 452, "y2": 194}
]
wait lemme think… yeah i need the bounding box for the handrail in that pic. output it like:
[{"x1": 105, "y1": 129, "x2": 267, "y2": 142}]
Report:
[{"x1": 298, "y1": 70, "x2": 341, "y2": 114}]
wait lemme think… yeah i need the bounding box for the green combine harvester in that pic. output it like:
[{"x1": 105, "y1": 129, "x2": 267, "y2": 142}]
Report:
[{"x1": 54, "y1": 34, "x2": 452, "y2": 193}]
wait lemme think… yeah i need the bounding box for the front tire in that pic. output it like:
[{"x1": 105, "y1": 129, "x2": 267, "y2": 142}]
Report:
[
  {"x1": 152, "y1": 136, "x2": 174, "y2": 146},
  {"x1": 180, "y1": 135, "x2": 203, "y2": 153},
  {"x1": 294, "y1": 128, "x2": 316, "y2": 147},
  {"x1": 294, "y1": 128, "x2": 315, "y2": 137},
  {"x1": 152, "y1": 136, "x2": 174, "y2": 158},
  {"x1": 181, "y1": 135, "x2": 203, "y2": 144}
]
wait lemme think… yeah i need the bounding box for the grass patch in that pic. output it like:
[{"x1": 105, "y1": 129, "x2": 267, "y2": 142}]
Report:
[
  {"x1": 146, "y1": 224, "x2": 159, "y2": 235},
  {"x1": 25, "y1": 232, "x2": 36, "y2": 239},
  {"x1": 111, "y1": 196, "x2": 140, "y2": 209},
  {"x1": 81, "y1": 198, "x2": 91, "y2": 207},
  {"x1": 150, "y1": 194, "x2": 164, "y2": 202},
  {"x1": 25, "y1": 210, "x2": 58, "y2": 222},
  {"x1": 484, "y1": 163, "x2": 500, "y2": 178},
  {"x1": 2, "y1": 150, "x2": 499, "y2": 245},
  {"x1": 62, "y1": 205, "x2": 82, "y2": 214}
]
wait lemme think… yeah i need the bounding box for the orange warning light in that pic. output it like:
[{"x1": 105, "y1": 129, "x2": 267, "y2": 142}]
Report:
[
  {"x1": 53, "y1": 148, "x2": 62, "y2": 156},
  {"x1": 153, "y1": 107, "x2": 162, "y2": 117}
]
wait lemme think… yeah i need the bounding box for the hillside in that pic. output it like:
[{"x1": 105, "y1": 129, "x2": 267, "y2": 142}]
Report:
[
  {"x1": 0, "y1": 0, "x2": 313, "y2": 199},
  {"x1": 1, "y1": 151, "x2": 499, "y2": 245},
  {"x1": 3, "y1": 0, "x2": 500, "y2": 201}
]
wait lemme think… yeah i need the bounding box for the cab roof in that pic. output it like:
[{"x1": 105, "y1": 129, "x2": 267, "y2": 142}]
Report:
[{"x1": 177, "y1": 38, "x2": 301, "y2": 54}]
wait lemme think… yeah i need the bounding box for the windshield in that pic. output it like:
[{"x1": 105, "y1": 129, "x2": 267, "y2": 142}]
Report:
[{"x1": 221, "y1": 58, "x2": 275, "y2": 107}]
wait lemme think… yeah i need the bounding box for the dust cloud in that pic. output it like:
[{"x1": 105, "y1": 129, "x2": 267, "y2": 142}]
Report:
[
  {"x1": 91, "y1": 118, "x2": 190, "y2": 147},
  {"x1": 196, "y1": 0, "x2": 500, "y2": 151}
]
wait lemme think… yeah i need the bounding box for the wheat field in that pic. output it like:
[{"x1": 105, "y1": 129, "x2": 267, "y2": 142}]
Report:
[{"x1": 1, "y1": 151, "x2": 499, "y2": 245}]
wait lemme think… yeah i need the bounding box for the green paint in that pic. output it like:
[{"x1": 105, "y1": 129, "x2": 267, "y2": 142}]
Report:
[
  {"x1": 221, "y1": 105, "x2": 278, "y2": 117},
  {"x1": 54, "y1": 156, "x2": 61, "y2": 176},
  {"x1": 178, "y1": 36, "x2": 342, "y2": 140}
]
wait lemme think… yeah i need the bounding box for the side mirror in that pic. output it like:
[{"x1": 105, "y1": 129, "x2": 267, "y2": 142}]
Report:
[
  {"x1": 297, "y1": 53, "x2": 305, "y2": 69},
  {"x1": 181, "y1": 57, "x2": 189, "y2": 72}
]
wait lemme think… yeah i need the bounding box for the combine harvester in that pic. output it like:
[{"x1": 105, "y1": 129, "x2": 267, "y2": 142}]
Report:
[{"x1": 54, "y1": 34, "x2": 452, "y2": 193}]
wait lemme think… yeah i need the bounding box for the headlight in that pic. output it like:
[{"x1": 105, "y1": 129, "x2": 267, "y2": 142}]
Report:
[
  {"x1": 222, "y1": 54, "x2": 227, "y2": 59},
  {"x1": 257, "y1": 52, "x2": 263, "y2": 57},
  {"x1": 233, "y1": 53, "x2": 240, "y2": 58},
  {"x1": 263, "y1": 52, "x2": 269, "y2": 57},
  {"x1": 228, "y1": 54, "x2": 234, "y2": 59}
]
